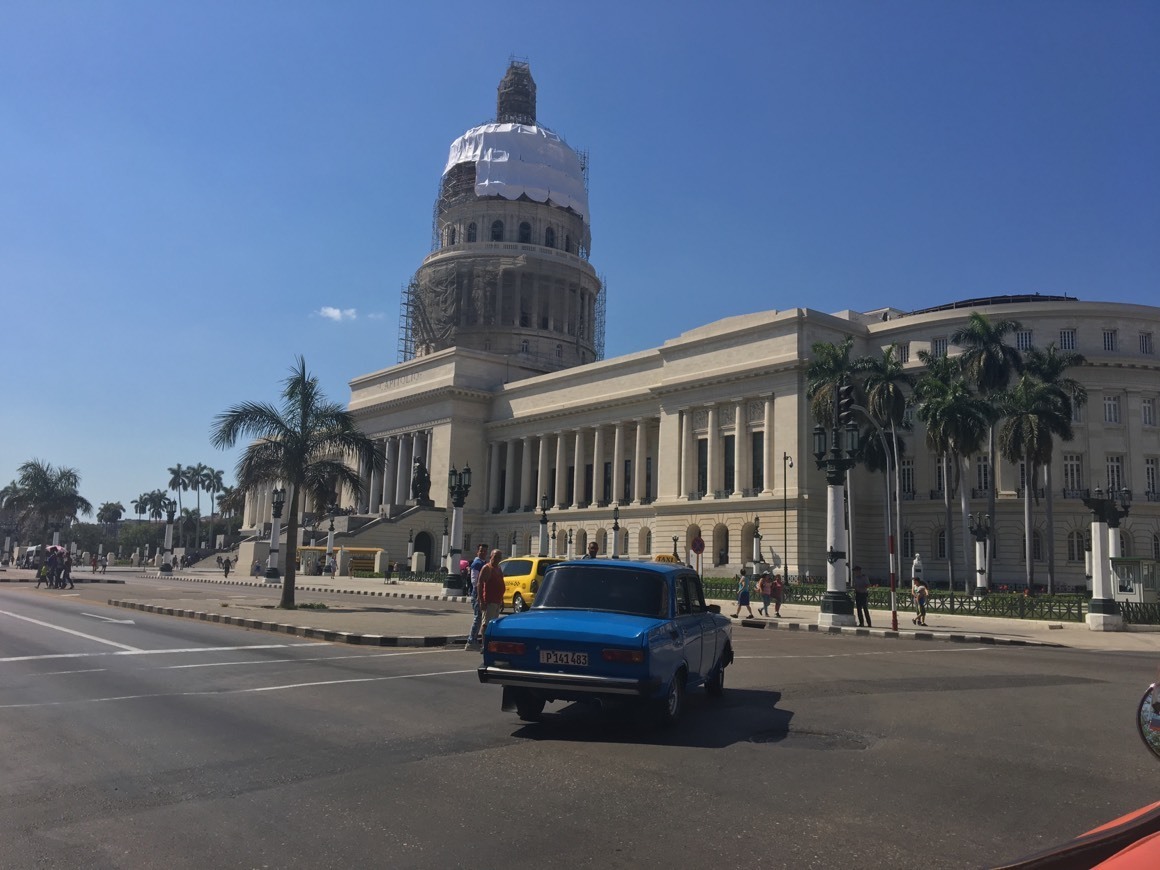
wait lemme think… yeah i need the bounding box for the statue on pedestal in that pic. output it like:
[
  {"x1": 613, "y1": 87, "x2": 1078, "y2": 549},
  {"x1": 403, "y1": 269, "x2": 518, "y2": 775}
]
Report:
[{"x1": 411, "y1": 458, "x2": 433, "y2": 506}]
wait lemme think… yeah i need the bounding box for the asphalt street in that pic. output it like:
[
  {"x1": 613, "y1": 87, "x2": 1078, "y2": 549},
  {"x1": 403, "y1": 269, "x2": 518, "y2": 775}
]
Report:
[{"x1": 1, "y1": 579, "x2": 1157, "y2": 869}]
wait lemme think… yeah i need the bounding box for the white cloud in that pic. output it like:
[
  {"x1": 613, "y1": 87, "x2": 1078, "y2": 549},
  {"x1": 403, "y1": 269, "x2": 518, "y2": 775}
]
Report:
[
  {"x1": 317, "y1": 307, "x2": 358, "y2": 322},
  {"x1": 367, "y1": 312, "x2": 385, "y2": 320}
]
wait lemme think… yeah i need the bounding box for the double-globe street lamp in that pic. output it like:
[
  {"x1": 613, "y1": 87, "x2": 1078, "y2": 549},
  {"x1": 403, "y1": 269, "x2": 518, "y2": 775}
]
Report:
[
  {"x1": 783, "y1": 452, "x2": 793, "y2": 577},
  {"x1": 538, "y1": 495, "x2": 550, "y2": 557},
  {"x1": 968, "y1": 513, "x2": 992, "y2": 596},
  {"x1": 611, "y1": 504, "x2": 621, "y2": 559},
  {"x1": 265, "y1": 488, "x2": 286, "y2": 581},
  {"x1": 444, "y1": 463, "x2": 472, "y2": 594},
  {"x1": 812, "y1": 418, "x2": 860, "y2": 627},
  {"x1": 1082, "y1": 485, "x2": 1131, "y2": 631},
  {"x1": 325, "y1": 502, "x2": 336, "y2": 576}
]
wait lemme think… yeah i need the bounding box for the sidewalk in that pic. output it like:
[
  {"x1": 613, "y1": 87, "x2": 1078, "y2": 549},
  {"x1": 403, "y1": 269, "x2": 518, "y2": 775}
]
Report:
[{"x1": 83, "y1": 569, "x2": 1160, "y2": 652}]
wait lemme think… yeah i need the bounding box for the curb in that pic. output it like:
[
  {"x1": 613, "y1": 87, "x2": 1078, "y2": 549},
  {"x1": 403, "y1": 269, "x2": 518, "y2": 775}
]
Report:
[
  {"x1": 107, "y1": 599, "x2": 468, "y2": 647},
  {"x1": 731, "y1": 616, "x2": 1063, "y2": 647},
  {"x1": 0, "y1": 577, "x2": 126, "y2": 584},
  {"x1": 143, "y1": 572, "x2": 468, "y2": 603}
]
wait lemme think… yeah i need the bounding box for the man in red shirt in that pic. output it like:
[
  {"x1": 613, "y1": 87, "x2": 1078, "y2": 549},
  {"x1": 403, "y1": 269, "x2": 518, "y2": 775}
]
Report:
[{"x1": 478, "y1": 549, "x2": 505, "y2": 641}]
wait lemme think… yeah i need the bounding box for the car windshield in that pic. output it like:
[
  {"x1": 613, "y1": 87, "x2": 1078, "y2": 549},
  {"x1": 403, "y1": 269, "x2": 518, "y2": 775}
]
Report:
[
  {"x1": 533, "y1": 565, "x2": 668, "y2": 618},
  {"x1": 501, "y1": 559, "x2": 533, "y2": 577}
]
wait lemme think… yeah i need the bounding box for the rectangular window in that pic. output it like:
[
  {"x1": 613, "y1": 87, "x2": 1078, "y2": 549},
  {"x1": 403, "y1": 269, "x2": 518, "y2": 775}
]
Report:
[
  {"x1": 1016, "y1": 329, "x2": 1033, "y2": 351},
  {"x1": 751, "y1": 432, "x2": 764, "y2": 490},
  {"x1": 1072, "y1": 401, "x2": 1084, "y2": 424},
  {"x1": 935, "y1": 462, "x2": 944, "y2": 493},
  {"x1": 1103, "y1": 329, "x2": 1118, "y2": 352},
  {"x1": 976, "y1": 456, "x2": 990, "y2": 492},
  {"x1": 900, "y1": 458, "x2": 914, "y2": 494},
  {"x1": 602, "y1": 462, "x2": 612, "y2": 504},
  {"x1": 1141, "y1": 332, "x2": 1154, "y2": 355},
  {"x1": 903, "y1": 405, "x2": 914, "y2": 425},
  {"x1": 1144, "y1": 398, "x2": 1156, "y2": 427},
  {"x1": 623, "y1": 459, "x2": 632, "y2": 503},
  {"x1": 1059, "y1": 328, "x2": 1076, "y2": 351},
  {"x1": 1063, "y1": 453, "x2": 1083, "y2": 491},
  {"x1": 723, "y1": 434, "x2": 735, "y2": 493},
  {"x1": 645, "y1": 457, "x2": 653, "y2": 501},
  {"x1": 897, "y1": 342, "x2": 910, "y2": 364},
  {"x1": 1104, "y1": 394, "x2": 1121, "y2": 424},
  {"x1": 1146, "y1": 458, "x2": 1158, "y2": 494},
  {"x1": 1106, "y1": 455, "x2": 1124, "y2": 491},
  {"x1": 931, "y1": 336, "x2": 948, "y2": 357},
  {"x1": 696, "y1": 439, "x2": 708, "y2": 495},
  {"x1": 1019, "y1": 461, "x2": 1027, "y2": 490}
]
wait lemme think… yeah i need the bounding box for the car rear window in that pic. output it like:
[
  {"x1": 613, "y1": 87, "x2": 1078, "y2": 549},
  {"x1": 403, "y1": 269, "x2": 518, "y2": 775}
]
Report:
[
  {"x1": 533, "y1": 566, "x2": 668, "y2": 618},
  {"x1": 501, "y1": 559, "x2": 533, "y2": 577}
]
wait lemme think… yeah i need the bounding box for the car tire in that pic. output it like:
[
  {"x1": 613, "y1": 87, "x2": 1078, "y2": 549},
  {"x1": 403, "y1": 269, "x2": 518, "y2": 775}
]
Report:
[
  {"x1": 515, "y1": 694, "x2": 545, "y2": 722},
  {"x1": 513, "y1": 592, "x2": 527, "y2": 612},
  {"x1": 654, "y1": 670, "x2": 685, "y2": 727},
  {"x1": 706, "y1": 659, "x2": 726, "y2": 697}
]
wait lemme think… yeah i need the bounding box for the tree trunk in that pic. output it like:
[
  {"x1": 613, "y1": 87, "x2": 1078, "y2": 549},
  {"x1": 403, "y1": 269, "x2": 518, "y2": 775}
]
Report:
[
  {"x1": 279, "y1": 484, "x2": 301, "y2": 609},
  {"x1": 960, "y1": 456, "x2": 971, "y2": 595},
  {"x1": 1024, "y1": 452, "x2": 1034, "y2": 590},
  {"x1": 943, "y1": 455, "x2": 954, "y2": 590},
  {"x1": 1043, "y1": 462, "x2": 1056, "y2": 594},
  {"x1": 987, "y1": 427, "x2": 996, "y2": 587}
]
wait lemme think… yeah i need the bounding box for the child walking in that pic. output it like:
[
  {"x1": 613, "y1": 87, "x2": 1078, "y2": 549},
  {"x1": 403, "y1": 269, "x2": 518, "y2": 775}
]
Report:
[{"x1": 732, "y1": 572, "x2": 755, "y2": 619}]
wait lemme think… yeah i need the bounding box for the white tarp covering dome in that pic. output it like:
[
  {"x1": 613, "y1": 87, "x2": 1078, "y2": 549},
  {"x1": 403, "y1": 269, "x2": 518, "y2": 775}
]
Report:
[{"x1": 444, "y1": 122, "x2": 589, "y2": 229}]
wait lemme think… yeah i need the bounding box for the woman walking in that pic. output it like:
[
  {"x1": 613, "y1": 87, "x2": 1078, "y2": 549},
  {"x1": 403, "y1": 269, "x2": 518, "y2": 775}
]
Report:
[
  {"x1": 732, "y1": 572, "x2": 755, "y2": 619},
  {"x1": 756, "y1": 571, "x2": 773, "y2": 616},
  {"x1": 912, "y1": 576, "x2": 929, "y2": 626},
  {"x1": 772, "y1": 573, "x2": 785, "y2": 618}
]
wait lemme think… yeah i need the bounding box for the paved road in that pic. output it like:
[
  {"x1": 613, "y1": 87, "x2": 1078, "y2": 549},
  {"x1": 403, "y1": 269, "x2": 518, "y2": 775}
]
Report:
[{"x1": 2, "y1": 579, "x2": 1157, "y2": 869}]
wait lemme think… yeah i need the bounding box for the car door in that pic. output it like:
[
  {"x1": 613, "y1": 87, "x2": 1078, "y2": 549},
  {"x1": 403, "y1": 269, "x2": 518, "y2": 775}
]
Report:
[{"x1": 674, "y1": 572, "x2": 706, "y2": 680}]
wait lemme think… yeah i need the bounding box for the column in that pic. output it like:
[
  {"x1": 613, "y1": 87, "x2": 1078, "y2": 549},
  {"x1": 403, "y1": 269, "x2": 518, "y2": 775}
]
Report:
[
  {"x1": 504, "y1": 440, "x2": 518, "y2": 511},
  {"x1": 425, "y1": 429, "x2": 433, "y2": 472},
  {"x1": 733, "y1": 401, "x2": 745, "y2": 497},
  {"x1": 357, "y1": 452, "x2": 370, "y2": 513},
  {"x1": 488, "y1": 441, "x2": 503, "y2": 512},
  {"x1": 537, "y1": 434, "x2": 550, "y2": 505},
  {"x1": 763, "y1": 396, "x2": 775, "y2": 495},
  {"x1": 554, "y1": 432, "x2": 567, "y2": 507},
  {"x1": 394, "y1": 435, "x2": 411, "y2": 505},
  {"x1": 612, "y1": 423, "x2": 625, "y2": 504},
  {"x1": 592, "y1": 426, "x2": 605, "y2": 505},
  {"x1": 572, "y1": 428, "x2": 585, "y2": 508},
  {"x1": 368, "y1": 440, "x2": 383, "y2": 513},
  {"x1": 633, "y1": 419, "x2": 647, "y2": 504},
  {"x1": 680, "y1": 409, "x2": 692, "y2": 498},
  {"x1": 706, "y1": 405, "x2": 719, "y2": 498},
  {"x1": 520, "y1": 436, "x2": 533, "y2": 509},
  {"x1": 384, "y1": 437, "x2": 399, "y2": 508}
]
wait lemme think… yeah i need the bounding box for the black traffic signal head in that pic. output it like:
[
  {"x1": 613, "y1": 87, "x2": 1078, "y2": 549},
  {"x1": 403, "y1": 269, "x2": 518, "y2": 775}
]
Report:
[{"x1": 838, "y1": 384, "x2": 856, "y2": 424}]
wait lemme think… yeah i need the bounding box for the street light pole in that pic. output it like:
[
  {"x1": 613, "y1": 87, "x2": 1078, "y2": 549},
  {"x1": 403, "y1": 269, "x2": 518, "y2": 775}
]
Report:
[
  {"x1": 538, "y1": 495, "x2": 549, "y2": 557},
  {"x1": 325, "y1": 503, "x2": 336, "y2": 576},
  {"x1": 752, "y1": 515, "x2": 762, "y2": 566},
  {"x1": 265, "y1": 488, "x2": 285, "y2": 581},
  {"x1": 968, "y1": 513, "x2": 991, "y2": 597},
  {"x1": 567, "y1": 528, "x2": 574, "y2": 558},
  {"x1": 813, "y1": 421, "x2": 859, "y2": 627},
  {"x1": 551, "y1": 521, "x2": 558, "y2": 558},
  {"x1": 611, "y1": 504, "x2": 621, "y2": 559},
  {"x1": 672, "y1": 535, "x2": 679, "y2": 559},
  {"x1": 162, "y1": 502, "x2": 176, "y2": 573},
  {"x1": 782, "y1": 452, "x2": 793, "y2": 579},
  {"x1": 1081, "y1": 485, "x2": 1129, "y2": 631}
]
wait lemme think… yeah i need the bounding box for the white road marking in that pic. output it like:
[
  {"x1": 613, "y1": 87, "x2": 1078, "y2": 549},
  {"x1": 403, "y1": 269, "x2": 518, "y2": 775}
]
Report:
[
  {"x1": 0, "y1": 608, "x2": 141, "y2": 651},
  {"x1": 163, "y1": 648, "x2": 451, "y2": 669},
  {"x1": 0, "y1": 642, "x2": 329, "y2": 663},
  {"x1": 0, "y1": 668, "x2": 477, "y2": 709},
  {"x1": 38, "y1": 669, "x2": 108, "y2": 676},
  {"x1": 81, "y1": 612, "x2": 136, "y2": 624}
]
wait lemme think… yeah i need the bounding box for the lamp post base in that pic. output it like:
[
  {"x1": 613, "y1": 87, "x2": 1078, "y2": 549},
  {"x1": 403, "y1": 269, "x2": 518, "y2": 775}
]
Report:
[
  {"x1": 442, "y1": 573, "x2": 465, "y2": 597},
  {"x1": 818, "y1": 591, "x2": 856, "y2": 627},
  {"x1": 1087, "y1": 597, "x2": 1123, "y2": 631},
  {"x1": 264, "y1": 569, "x2": 281, "y2": 582},
  {"x1": 973, "y1": 585, "x2": 989, "y2": 597}
]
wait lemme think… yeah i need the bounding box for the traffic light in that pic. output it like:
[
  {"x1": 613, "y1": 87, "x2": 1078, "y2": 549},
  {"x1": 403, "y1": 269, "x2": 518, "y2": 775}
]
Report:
[{"x1": 838, "y1": 384, "x2": 856, "y2": 424}]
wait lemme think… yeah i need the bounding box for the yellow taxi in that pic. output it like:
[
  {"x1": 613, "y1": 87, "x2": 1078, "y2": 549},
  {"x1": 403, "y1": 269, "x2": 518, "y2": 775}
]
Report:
[{"x1": 500, "y1": 556, "x2": 563, "y2": 612}]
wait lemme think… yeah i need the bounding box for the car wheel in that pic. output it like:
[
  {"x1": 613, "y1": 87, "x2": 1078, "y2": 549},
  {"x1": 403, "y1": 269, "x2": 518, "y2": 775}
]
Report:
[
  {"x1": 513, "y1": 592, "x2": 527, "y2": 612},
  {"x1": 515, "y1": 694, "x2": 545, "y2": 722},
  {"x1": 654, "y1": 670, "x2": 685, "y2": 727},
  {"x1": 706, "y1": 660, "x2": 726, "y2": 697}
]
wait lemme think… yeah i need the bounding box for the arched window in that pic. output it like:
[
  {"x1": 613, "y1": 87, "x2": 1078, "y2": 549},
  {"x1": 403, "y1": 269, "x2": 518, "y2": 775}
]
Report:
[
  {"x1": 565, "y1": 235, "x2": 571, "y2": 253},
  {"x1": 1153, "y1": 533, "x2": 1160, "y2": 560},
  {"x1": 902, "y1": 529, "x2": 915, "y2": 559},
  {"x1": 448, "y1": 226, "x2": 456, "y2": 246},
  {"x1": 490, "y1": 220, "x2": 503, "y2": 242},
  {"x1": 936, "y1": 529, "x2": 946, "y2": 560},
  {"x1": 519, "y1": 222, "x2": 532, "y2": 243},
  {"x1": 467, "y1": 222, "x2": 477, "y2": 243},
  {"x1": 640, "y1": 528, "x2": 652, "y2": 555},
  {"x1": 545, "y1": 227, "x2": 556, "y2": 248},
  {"x1": 556, "y1": 344, "x2": 563, "y2": 359},
  {"x1": 1066, "y1": 530, "x2": 1086, "y2": 562},
  {"x1": 1020, "y1": 533, "x2": 1045, "y2": 562}
]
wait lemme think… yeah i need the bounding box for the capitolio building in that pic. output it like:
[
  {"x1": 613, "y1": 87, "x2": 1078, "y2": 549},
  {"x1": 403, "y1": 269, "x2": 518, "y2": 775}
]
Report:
[{"x1": 241, "y1": 61, "x2": 1160, "y2": 594}]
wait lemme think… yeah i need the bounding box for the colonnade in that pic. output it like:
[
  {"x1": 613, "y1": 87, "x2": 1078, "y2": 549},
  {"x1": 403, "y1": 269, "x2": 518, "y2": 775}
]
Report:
[
  {"x1": 358, "y1": 429, "x2": 434, "y2": 514},
  {"x1": 678, "y1": 397, "x2": 777, "y2": 499}
]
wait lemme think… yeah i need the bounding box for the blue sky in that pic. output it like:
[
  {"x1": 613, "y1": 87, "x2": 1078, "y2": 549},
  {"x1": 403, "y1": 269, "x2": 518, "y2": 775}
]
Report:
[{"x1": 2, "y1": 1, "x2": 1157, "y2": 517}]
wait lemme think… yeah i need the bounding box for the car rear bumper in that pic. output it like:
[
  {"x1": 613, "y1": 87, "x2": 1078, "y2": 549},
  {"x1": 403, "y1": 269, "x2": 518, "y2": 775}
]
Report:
[{"x1": 478, "y1": 665, "x2": 661, "y2": 697}]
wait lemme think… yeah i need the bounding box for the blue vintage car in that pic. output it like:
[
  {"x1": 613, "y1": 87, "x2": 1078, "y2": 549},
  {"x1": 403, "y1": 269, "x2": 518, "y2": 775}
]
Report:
[{"x1": 477, "y1": 560, "x2": 733, "y2": 725}]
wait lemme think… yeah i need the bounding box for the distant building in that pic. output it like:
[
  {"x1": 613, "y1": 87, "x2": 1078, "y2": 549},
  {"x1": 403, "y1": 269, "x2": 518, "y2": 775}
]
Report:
[{"x1": 242, "y1": 63, "x2": 1160, "y2": 589}]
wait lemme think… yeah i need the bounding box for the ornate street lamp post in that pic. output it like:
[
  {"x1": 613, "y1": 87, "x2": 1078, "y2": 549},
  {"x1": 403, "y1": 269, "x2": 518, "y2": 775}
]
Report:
[
  {"x1": 551, "y1": 521, "x2": 558, "y2": 558},
  {"x1": 672, "y1": 535, "x2": 679, "y2": 559},
  {"x1": 812, "y1": 420, "x2": 860, "y2": 627},
  {"x1": 265, "y1": 488, "x2": 285, "y2": 581},
  {"x1": 538, "y1": 494, "x2": 549, "y2": 557},
  {"x1": 567, "y1": 527, "x2": 574, "y2": 558},
  {"x1": 611, "y1": 504, "x2": 621, "y2": 559},
  {"x1": 1082, "y1": 485, "x2": 1130, "y2": 631},
  {"x1": 444, "y1": 464, "x2": 472, "y2": 594},
  {"x1": 511, "y1": 530, "x2": 519, "y2": 558},
  {"x1": 783, "y1": 452, "x2": 793, "y2": 578},
  {"x1": 50, "y1": 520, "x2": 62, "y2": 548},
  {"x1": 161, "y1": 501, "x2": 176, "y2": 573},
  {"x1": 752, "y1": 515, "x2": 762, "y2": 565},
  {"x1": 325, "y1": 502, "x2": 336, "y2": 577},
  {"x1": 968, "y1": 513, "x2": 991, "y2": 596}
]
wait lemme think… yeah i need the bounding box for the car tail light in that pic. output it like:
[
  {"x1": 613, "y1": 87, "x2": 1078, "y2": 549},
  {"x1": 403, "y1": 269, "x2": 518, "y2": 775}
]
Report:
[
  {"x1": 601, "y1": 648, "x2": 644, "y2": 664},
  {"x1": 487, "y1": 641, "x2": 526, "y2": 655}
]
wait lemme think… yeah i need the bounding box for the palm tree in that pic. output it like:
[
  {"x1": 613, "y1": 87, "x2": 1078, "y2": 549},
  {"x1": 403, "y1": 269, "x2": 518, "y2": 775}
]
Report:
[
  {"x1": 915, "y1": 351, "x2": 990, "y2": 591},
  {"x1": 131, "y1": 493, "x2": 150, "y2": 525},
  {"x1": 1022, "y1": 344, "x2": 1088, "y2": 592},
  {"x1": 211, "y1": 356, "x2": 381, "y2": 608},
  {"x1": 217, "y1": 485, "x2": 243, "y2": 519},
  {"x1": 997, "y1": 375, "x2": 1072, "y2": 590},
  {"x1": 146, "y1": 489, "x2": 169, "y2": 522},
  {"x1": 96, "y1": 501, "x2": 125, "y2": 539},
  {"x1": 951, "y1": 312, "x2": 1025, "y2": 581},
  {"x1": 6, "y1": 460, "x2": 93, "y2": 539},
  {"x1": 806, "y1": 336, "x2": 858, "y2": 426},
  {"x1": 168, "y1": 464, "x2": 188, "y2": 545},
  {"x1": 185, "y1": 463, "x2": 209, "y2": 549},
  {"x1": 202, "y1": 467, "x2": 224, "y2": 545}
]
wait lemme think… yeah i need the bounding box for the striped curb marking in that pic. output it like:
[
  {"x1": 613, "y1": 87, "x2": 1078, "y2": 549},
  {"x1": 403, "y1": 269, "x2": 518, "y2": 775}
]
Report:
[
  {"x1": 143, "y1": 573, "x2": 469, "y2": 602},
  {"x1": 732, "y1": 616, "x2": 1061, "y2": 647},
  {"x1": 108, "y1": 599, "x2": 467, "y2": 647}
]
